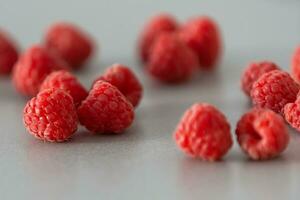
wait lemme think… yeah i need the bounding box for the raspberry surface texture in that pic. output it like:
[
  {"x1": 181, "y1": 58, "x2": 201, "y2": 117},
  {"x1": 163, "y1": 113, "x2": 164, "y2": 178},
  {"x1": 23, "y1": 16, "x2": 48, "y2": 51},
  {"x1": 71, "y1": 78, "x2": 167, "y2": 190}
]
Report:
[
  {"x1": 40, "y1": 70, "x2": 88, "y2": 106},
  {"x1": 284, "y1": 97, "x2": 300, "y2": 132},
  {"x1": 236, "y1": 108, "x2": 289, "y2": 160},
  {"x1": 95, "y1": 64, "x2": 143, "y2": 107},
  {"x1": 173, "y1": 103, "x2": 232, "y2": 161},
  {"x1": 45, "y1": 22, "x2": 93, "y2": 69},
  {"x1": 180, "y1": 16, "x2": 222, "y2": 69},
  {"x1": 147, "y1": 32, "x2": 198, "y2": 83},
  {"x1": 23, "y1": 88, "x2": 78, "y2": 142},
  {"x1": 251, "y1": 70, "x2": 299, "y2": 114},
  {"x1": 241, "y1": 61, "x2": 279, "y2": 96},
  {"x1": 0, "y1": 30, "x2": 18, "y2": 75},
  {"x1": 291, "y1": 46, "x2": 300, "y2": 83},
  {"x1": 12, "y1": 45, "x2": 69, "y2": 96},
  {"x1": 138, "y1": 13, "x2": 178, "y2": 63},
  {"x1": 78, "y1": 80, "x2": 134, "y2": 134}
]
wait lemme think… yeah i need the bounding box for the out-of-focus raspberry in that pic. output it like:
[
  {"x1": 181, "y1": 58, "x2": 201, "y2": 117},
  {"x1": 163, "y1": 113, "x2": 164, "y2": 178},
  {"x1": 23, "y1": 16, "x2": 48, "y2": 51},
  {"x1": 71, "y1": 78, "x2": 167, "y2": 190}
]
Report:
[
  {"x1": 173, "y1": 103, "x2": 232, "y2": 161},
  {"x1": 241, "y1": 61, "x2": 279, "y2": 96},
  {"x1": 0, "y1": 30, "x2": 18, "y2": 75},
  {"x1": 44, "y1": 22, "x2": 93, "y2": 69},
  {"x1": 40, "y1": 70, "x2": 88, "y2": 106},
  {"x1": 77, "y1": 80, "x2": 134, "y2": 134},
  {"x1": 236, "y1": 108, "x2": 289, "y2": 160},
  {"x1": 147, "y1": 32, "x2": 198, "y2": 83},
  {"x1": 284, "y1": 97, "x2": 300, "y2": 132},
  {"x1": 180, "y1": 16, "x2": 222, "y2": 69},
  {"x1": 251, "y1": 70, "x2": 299, "y2": 114},
  {"x1": 23, "y1": 88, "x2": 78, "y2": 142},
  {"x1": 12, "y1": 45, "x2": 69, "y2": 96},
  {"x1": 94, "y1": 64, "x2": 143, "y2": 107},
  {"x1": 138, "y1": 13, "x2": 178, "y2": 63},
  {"x1": 291, "y1": 46, "x2": 300, "y2": 83}
]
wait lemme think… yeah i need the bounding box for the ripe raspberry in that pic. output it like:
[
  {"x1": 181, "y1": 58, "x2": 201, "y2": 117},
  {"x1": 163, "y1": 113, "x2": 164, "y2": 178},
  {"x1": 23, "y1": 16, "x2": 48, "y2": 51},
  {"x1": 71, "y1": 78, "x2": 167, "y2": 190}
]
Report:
[
  {"x1": 173, "y1": 103, "x2": 232, "y2": 161},
  {"x1": 251, "y1": 70, "x2": 299, "y2": 114},
  {"x1": 236, "y1": 108, "x2": 289, "y2": 160},
  {"x1": 44, "y1": 22, "x2": 93, "y2": 69},
  {"x1": 40, "y1": 70, "x2": 88, "y2": 106},
  {"x1": 241, "y1": 61, "x2": 279, "y2": 96},
  {"x1": 12, "y1": 45, "x2": 69, "y2": 96},
  {"x1": 23, "y1": 88, "x2": 78, "y2": 142},
  {"x1": 138, "y1": 13, "x2": 178, "y2": 63},
  {"x1": 291, "y1": 46, "x2": 300, "y2": 83},
  {"x1": 180, "y1": 16, "x2": 222, "y2": 69},
  {"x1": 147, "y1": 32, "x2": 198, "y2": 83},
  {"x1": 78, "y1": 80, "x2": 134, "y2": 134},
  {"x1": 94, "y1": 64, "x2": 143, "y2": 107},
  {"x1": 0, "y1": 30, "x2": 18, "y2": 75},
  {"x1": 284, "y1": 98, "x2": 300, "y2": 132}
]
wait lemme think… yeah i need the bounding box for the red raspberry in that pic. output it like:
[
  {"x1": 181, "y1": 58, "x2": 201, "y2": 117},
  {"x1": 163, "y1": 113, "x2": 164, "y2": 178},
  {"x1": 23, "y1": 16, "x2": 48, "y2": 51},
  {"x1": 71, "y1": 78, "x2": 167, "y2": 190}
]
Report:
[
  {"x1": 44, "y1": 22, "x2": 93, "y2": 69},
  {"x1": 173, "y1": 103, "x2": 232, "y2": 161},
  {"x1": 138, "y1": 13, "x2": 178, "y2": 63},
  {"x1": 94, "y1": 64, "x2": 143, "y2": 107},
  {"x1": 180, "y1": 16, "x2": 222, "y2": 69},
  {"x1": 147, "y1": 32, "x2": 198, "y2": 83},
  {"x1": 241, "y1": 61, "x2": 279, "y2": 96},
  {"x1": 236, "y1": 108, "x2": 289, "y2": 160},
  {"x1": 77, "y1": 80, "x2": 134, "y2": 134},
  {"x1": 12, "y1": 45, "x2": 69, "y2": 96},
  {"x1": 40, "y1": 70, "x2": 88, "y2": 106},
  {"x1": 0, "y1": 30, "x2": 18, "y2": 75},
  {"x1": 251, "y1": 70, "x2": 299, "y2": 114},
  {"x1": 23, "y1": 88, "x2": 78, "y2": 142},
  {"x1": 291, "y1": 46, "x2": 300, "y2": 83},
  {"x1": 284, "y1": 98, "x2": 300, "y2": 132}
]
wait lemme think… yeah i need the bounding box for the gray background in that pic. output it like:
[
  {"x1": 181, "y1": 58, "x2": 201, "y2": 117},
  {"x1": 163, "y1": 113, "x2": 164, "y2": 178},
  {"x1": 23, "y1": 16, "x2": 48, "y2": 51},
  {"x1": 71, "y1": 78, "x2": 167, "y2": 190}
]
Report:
[{"x1": 1, "y1": 0, "x2": 300, "y2": 199}]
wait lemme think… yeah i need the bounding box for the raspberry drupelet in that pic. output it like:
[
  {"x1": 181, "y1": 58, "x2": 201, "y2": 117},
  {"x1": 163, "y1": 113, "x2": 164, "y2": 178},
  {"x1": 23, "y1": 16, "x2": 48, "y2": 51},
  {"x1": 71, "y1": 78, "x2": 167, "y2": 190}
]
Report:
[
  {"x1": 236, "y1": 108, "x2": 289, "y2": 160},
  {"x1": 0, "y1": 29, "x2": 18, "y2": 75},
  {"x1": 174, "y1": 103, "x2": 232, "y2": 161}
]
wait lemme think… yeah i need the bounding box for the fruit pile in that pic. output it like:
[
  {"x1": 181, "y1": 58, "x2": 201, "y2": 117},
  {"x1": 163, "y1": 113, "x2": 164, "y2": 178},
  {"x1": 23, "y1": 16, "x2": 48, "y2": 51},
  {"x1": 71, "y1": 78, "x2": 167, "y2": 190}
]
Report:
[{"x1": 1, "y1": 13, "x2": 300, "y2": 162}]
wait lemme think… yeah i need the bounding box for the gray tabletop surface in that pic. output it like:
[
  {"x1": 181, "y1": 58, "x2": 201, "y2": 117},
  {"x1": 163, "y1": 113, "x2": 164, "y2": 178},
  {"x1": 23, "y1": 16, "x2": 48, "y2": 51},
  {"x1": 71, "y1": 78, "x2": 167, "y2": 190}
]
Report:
[{"x1": 1, "y1": 0, "x2": 300, "y2": 199}]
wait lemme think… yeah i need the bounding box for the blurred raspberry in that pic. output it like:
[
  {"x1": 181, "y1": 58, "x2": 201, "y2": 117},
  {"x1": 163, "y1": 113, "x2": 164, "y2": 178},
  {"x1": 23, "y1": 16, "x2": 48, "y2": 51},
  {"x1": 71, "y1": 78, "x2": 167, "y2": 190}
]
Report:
[
  {"x1": 78, "y1": 80, "x2": 134, "y2": 134},
  {"x1": 241, "y1": 61, "x2": 279, "y2": 96},
  {"x1": 147, "y1": 32, "x2": 198, "y2": 83},
  {"x1": 45, "y1": 22, "x2": 93, "y2": 69},
  {"x1": 180, "y1": 16, "x2": 222, "y2": 69},
  {"x1": 40, "y1": 70, "x2": 88, "y2": 106},
  {"x1": 138, "y1": 13, "x2": 178, "y2": 63},
  {"x1": 236, "y1": 108, "x2": 289, "y2": 160},
  {"x1": 23, "y1": 88, "x2": 78, "y2": 142},
  {"x1": 12, "y1": 45, "x2": 69, "y2": 96},
  {"x1": 0, "y1": 29, "x2": 18, "y2": 75},
  {"x1": 94, "y1": 64, "x2": 143, "y2": 107},
  {"x1": 291, "y1": 46, "x2": 300, "y2": 83},
  {"x1": 251, "y1": 70, "x2": 299, "y2": 114},
  {"x1": 174, "y1": 103, "x2": 232, "y2": 161}
]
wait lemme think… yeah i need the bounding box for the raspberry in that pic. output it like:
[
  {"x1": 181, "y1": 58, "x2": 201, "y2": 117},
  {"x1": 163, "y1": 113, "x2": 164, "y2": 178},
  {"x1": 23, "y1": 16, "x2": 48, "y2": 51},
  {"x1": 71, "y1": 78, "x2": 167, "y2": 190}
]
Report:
[
  {"x1": 44, "y1": 22, "x2": 93, "y2": 69},
  {"x1": 0, "y1": 30, "x2": 18, "y2": 75},
  {"x1": 138, "y1": 13, "x2": 178, "y2": 63},
  {"x1": 23, "y1": 88, "x2": 78, "y2": 142},
  {"x1": 284, "y1": 98, "x2": 300, "y2": 132},
  {"x1": 12, "y1": 45, "x2": 69, "y2": 96},
  {"x1": 241, "y1": 61, "x2": 279, "y2": 96},
  {"x1": 77, "y1": 80, "x2": 134, "y2": 134},
  {"x1": 40, "y1": 70, "x2": 88, "y2": 106},
  {"x1": 147, "y1": 32, "x2": 198, "y2": 83},
  {"x1": 236, "y1": 108, "x2": 289, "y2": 160},
  {"x1": 173, "y1": 103, "x2": 232, "y2": 161},
  {"x1": 94, "y1": 64, "x2": 143, "y2": 107},
  {"x1": 180, "y1": 16, "x2": 222, "y2": 69},
  {"x1": 291, "y1": 46, "x2": 300, "y2": 83},
  {"x1": 251, "y1": 70, "x2": 299, "y2": 114}
]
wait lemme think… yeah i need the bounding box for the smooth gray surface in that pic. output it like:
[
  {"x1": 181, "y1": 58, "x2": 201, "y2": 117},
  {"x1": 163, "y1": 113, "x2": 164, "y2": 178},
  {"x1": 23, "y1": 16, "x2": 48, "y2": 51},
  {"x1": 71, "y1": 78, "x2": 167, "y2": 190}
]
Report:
[{"x1": 1, "y1": 0, "x2": 300, "y2": 199}]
